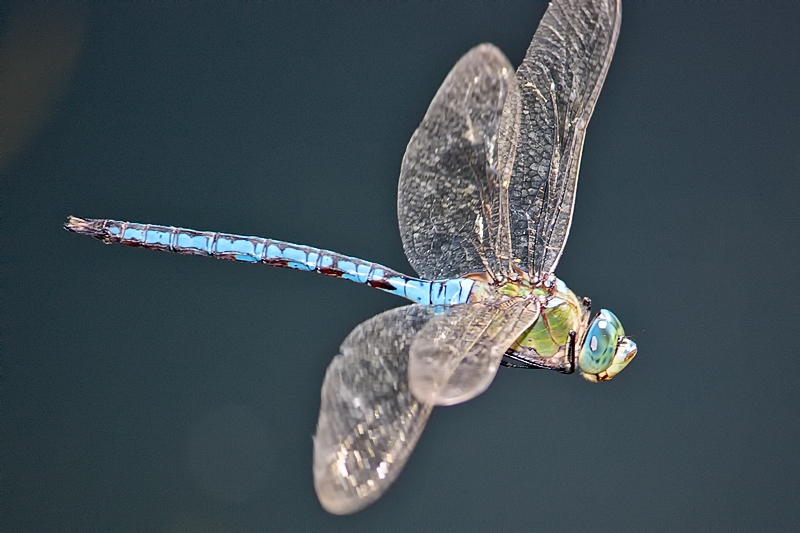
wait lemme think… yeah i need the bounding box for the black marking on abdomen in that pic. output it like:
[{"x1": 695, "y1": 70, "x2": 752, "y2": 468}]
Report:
[
  {"x1": 265, "y1": 257, "x2": 291, "y2": 268},
  {"x1": 367, "y1": 278, "x2": 395, "y2": 290},
  {"x1": 319, "y1": 267, "x2": 344, "y2": 277}
]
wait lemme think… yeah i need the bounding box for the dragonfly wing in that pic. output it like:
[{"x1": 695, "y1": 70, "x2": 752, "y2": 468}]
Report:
[
  {"x1": 504, "y1": 0, "x2": 621, "y2": 275},
  {"x1": 313, "y1": 305, "x2": 435, "y2": 515},
  {"x1": 408, "y1": 298, "x2": 540, "y2": 406},
  {"x1": 398, "y1": 44, "x2": 517, "y2": 280}
]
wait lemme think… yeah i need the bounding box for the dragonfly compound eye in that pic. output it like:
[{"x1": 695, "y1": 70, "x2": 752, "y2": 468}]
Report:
[
  {"x1": 579, "y1": 309, "x2": 624, "y2": 375},
  {"x1": 579, "y1": 309, "x2": 637, "y2": 382}
]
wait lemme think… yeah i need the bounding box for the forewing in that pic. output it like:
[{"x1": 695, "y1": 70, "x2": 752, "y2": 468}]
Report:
[
  {"x1": 398, "y1": 44, "x2": 517, "y2": 280},
  {"x1": 504, "y1": 0, "x2": 621, "y2": 275},
  {"x1": 313, "y1": 305, "x2": 435, "y2": 515},
  {"x1": 408, "y1": 298, "x2": 540, "y2": 406}
]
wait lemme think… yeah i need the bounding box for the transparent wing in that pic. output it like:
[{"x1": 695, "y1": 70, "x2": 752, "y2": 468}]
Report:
[
  {"x1": 313, "y1": 305, "x2": 435, "y2": 515},
  {"x1": 503, "y1": 0, "x2": 621, "y2": 275},
  {"x1": 408, "y1": 297, "x2": 540, "y2": 406},
  {"x1": 398, "y1": 44, "x2": 518, "y2": 280}
]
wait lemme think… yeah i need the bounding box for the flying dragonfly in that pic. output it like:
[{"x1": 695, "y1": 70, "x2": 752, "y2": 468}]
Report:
[{"x1": 66, "y1": 0, "x2": 636, "y2": 514}]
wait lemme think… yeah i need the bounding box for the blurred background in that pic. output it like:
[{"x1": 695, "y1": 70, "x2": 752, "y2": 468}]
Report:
[{"x1": 3, "y1": 1, "x2": 799, "y2": 531}]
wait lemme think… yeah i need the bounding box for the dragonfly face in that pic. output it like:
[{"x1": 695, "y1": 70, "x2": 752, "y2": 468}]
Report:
[{"x1": 578, "y1": 309, "x2": 638, "y2": 382}]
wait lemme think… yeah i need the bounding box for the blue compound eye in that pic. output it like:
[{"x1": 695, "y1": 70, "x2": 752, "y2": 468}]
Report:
[{"x1": 578, "y1": 309, "x2": 624, "y2": 375}]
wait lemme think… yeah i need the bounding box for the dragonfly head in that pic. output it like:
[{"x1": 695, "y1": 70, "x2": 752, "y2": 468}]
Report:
[{"x1": 578, "y1": 309, "x2": 637, "y2": 382}]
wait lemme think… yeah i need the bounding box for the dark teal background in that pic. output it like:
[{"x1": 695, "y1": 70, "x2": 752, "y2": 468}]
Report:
[{"x1": 4, "y1": 1, "x2": 800, "y2": 531}]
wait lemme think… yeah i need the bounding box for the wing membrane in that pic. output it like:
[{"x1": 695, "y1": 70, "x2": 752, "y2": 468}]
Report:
[
  {"x1": 503, "y1": 0, "x2": 621, "y2": 275},
  {"x1": 313, "y1": 305, "x2": 435, "y2": 515},
  {"x1": 408, "y1": 297, "x2": 540, "y2": 406},
  {"x1": 398, "y1": 44, "x2": 517, "y2": 280}
]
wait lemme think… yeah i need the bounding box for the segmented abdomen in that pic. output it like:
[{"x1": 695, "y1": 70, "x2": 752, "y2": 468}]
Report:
[{"x1": 65, "y1": 217, "x2": 473, "y2": 306}]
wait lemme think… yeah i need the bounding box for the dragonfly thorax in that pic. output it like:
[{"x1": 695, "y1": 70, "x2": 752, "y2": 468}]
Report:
[
  {"x1": 463, "y1": 272, "x2": 636, "y2": 381},
  {"x1": 464, "y1": 272, "x2": 588, "y2": 374}
]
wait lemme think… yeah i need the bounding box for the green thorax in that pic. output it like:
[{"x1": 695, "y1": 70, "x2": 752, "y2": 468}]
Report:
[
  {"x1": 465, "y1": 273, "x2": 588, "y2": 368},
  {"x1": 494, "y1": 277, "x2": 586, "y2": 361},
  {"x1": 515, "y1": 280, "x2": 580, "y2": 358}
]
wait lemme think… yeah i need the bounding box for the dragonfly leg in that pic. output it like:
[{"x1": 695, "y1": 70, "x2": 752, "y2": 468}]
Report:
[
  {"x1": 500, "y1": 354, "x2": 541, "y2": 370},
  {"x1": 563, "y1": 330, "x2": 577, "y2": 374}
]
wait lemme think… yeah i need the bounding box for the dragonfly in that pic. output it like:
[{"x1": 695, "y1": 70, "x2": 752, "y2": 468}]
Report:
[{"x1": 66, "y1": 0, "x2": 636, "y2": 515}]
